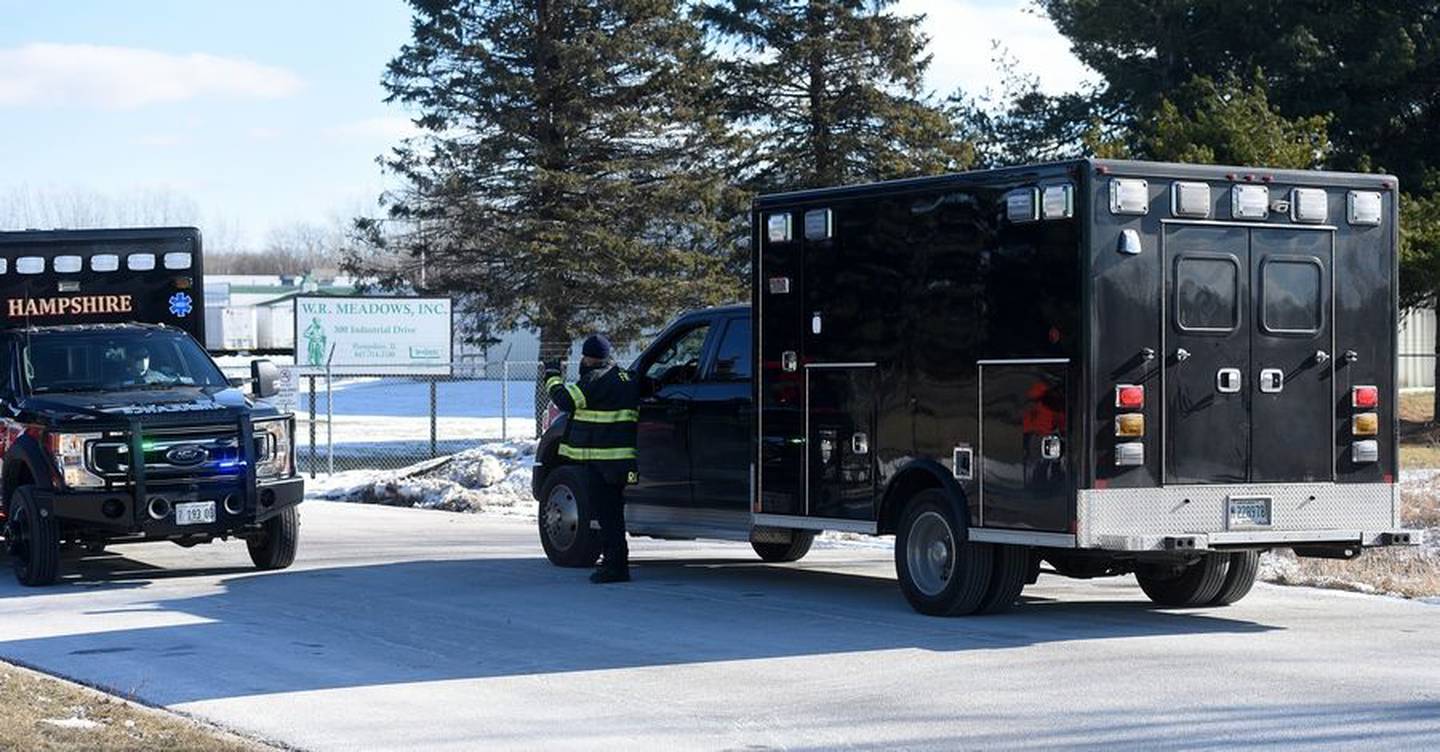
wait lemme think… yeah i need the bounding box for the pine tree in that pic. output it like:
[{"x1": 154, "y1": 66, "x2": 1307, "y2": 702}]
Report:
[
  {"x1": 701, "y1": 0, "x2": 974, "y2": 193},
  {"x1": 350, "y1": 0, "x2": 746, "y2": 364}
]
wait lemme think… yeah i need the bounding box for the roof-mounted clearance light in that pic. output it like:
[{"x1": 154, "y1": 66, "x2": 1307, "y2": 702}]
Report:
[
  {"x1": 1006, "y1": 188, "x2": 1039, "y2": 223},
  {"x1": 16, "y1": 257, "x2": 44, "y2": 275},
  {"x1": 53, "y1": 255, "x2": 82, "y2": 273},
  {"x1": 766, "y1": 213, "x2": 792, "y2": 243},
  {"x1": 1232, "y1": 184, "x2": 1269, "y2": 220},
  {"x1": 804, "y1": 209, "x2": 832, "y2": 241},
  {"x1": 1348, "y1": 191, "x2": 1383, "y2": 226},
  {"x1": 1042, "y1": 184, "x2": 1074, "y2": 219},
  {"x1": 1172, "y1": 181, "x2": 1211, "y2": 218},
  {"x1": 1109, "y1": 178, "x2": 1148, "y2": 215},
  {"x1": 1291, "y1": 188, "x2": 1328, "y2": 224}
]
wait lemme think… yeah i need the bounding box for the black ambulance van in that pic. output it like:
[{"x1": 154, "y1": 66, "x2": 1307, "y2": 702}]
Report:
[
  {"x1": 534, "y1": 159, "x2": 1422, "y2": 616},
  {"x1": 0, "y1": 227, "x2": 302, "y2": 586}
]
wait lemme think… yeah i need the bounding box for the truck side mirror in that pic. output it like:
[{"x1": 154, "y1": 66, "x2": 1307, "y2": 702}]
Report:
[{"x1": 251, "y1": 359, "x2": 279, "y2": 399}]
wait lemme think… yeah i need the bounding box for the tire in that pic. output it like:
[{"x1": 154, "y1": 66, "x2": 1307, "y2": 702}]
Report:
[
  {"x1": 894, "y1": 489, "x2": 993, "y2": 616},
  {"x1": 752, "y1": 531, "x2": 815, "y2": 563},
  {"x1": 248, "y1": 507, "x2": 300, "y2": 570},
  {"x1": 1207, "y1": 550, "x2": 1260, "y2": 606},
  {"x1": 8, "y1": 486, "x2": 60, "y2": 586},
  {"x1": 537, "y1": 467, "x2": 602, "y2": 568},
  {"x1": 1136, "y1": 554, "x2": 1232, "y2": 607},
  {"x1": 977, "y1": 544, "x2": 1029, "y2": 614}
]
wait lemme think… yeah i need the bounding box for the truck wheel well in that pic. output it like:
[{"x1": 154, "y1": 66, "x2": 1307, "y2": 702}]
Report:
[
  {"x1": 879, "y1": 469, "x2": 943, "y2": 535},
  {"x1": 3, "y1": 459, "x2": 36, "y2": 510}
]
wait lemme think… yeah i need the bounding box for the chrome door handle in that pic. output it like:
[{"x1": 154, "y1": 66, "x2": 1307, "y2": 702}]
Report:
[
  {"x1": 1216, "y1": 368, "x2": 1241, "y2": 393},
  {"x1": 1259, "y1": 368, "x2": 1284, "y2": 393}
]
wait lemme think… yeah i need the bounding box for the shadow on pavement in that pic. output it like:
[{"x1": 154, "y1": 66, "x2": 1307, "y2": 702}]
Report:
[{"x1": 0, "y1": 548, "x2": 1288, "y2": 706}]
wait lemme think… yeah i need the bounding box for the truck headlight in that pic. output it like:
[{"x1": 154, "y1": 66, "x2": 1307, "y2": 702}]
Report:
[
  {"x1": 48, "y1": 432, "x2": 105, "y2": 488},
  {"x1": 254, "y1": 419, "x2": 293, "y2": 478}
]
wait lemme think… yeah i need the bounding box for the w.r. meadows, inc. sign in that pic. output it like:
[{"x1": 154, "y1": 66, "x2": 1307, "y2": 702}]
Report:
[{"x1": 293, "y1": 295, "x2": 452, "y2": 375}]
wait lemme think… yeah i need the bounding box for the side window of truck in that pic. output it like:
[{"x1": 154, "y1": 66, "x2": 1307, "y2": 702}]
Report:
[
  {"x1": 705, "y1": 318, "x2": 752, "y2": 382},
  {"x1": 645, "y1": 324, "x2": 710, "y2": 387},
  {"x1": 1175, "y1": 254, "x2": 1240, "y2": 332}
]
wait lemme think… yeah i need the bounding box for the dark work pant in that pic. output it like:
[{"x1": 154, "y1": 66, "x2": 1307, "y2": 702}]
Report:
[{"x1": 588, "y1": 468, "x2": 628, "y2": 568}]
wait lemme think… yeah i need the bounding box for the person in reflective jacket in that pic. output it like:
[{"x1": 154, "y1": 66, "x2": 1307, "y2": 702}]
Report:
[{"x1": 544, "y1": 334, "x2": 640, "y2": 583}]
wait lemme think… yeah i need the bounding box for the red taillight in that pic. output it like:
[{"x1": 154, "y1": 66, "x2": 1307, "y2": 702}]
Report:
[
  {"x1": 1352, "y1": 385, "x2": 1378, "y2": 409},
  {"x1": 1115, "y1": 384, "x2": 1144, "y2": 409}
]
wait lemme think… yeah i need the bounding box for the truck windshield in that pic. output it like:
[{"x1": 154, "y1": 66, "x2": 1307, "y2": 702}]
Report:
[{"x1": 22, "y1": 329, "x2": 228, "y2": 393}]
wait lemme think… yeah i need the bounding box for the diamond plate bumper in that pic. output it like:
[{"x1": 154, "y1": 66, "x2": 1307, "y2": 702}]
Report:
[{"x1": 1075, "y1": 482, "x2": 1423, "y2": 551}]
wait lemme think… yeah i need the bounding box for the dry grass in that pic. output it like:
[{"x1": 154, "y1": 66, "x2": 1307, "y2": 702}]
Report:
[
  {"x1": 0, "y1": 662, "x2": 275, "y2": 752},
  {"x1": 1261, "y1": 478, "x2": 1440, "y2": 599}
]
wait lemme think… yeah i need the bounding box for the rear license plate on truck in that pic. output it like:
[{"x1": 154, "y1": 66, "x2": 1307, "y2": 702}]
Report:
[
  {"x1": 175, "y1": 501, "x2": 216, "y2": 525},
  {"x1": 1227, "y1": 496, "x2": 1272, "y2": 529}
]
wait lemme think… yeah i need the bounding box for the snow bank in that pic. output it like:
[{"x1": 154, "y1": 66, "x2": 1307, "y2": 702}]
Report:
[{"x1": 307, "y1": 440, "x2": 537, "y2": 515}]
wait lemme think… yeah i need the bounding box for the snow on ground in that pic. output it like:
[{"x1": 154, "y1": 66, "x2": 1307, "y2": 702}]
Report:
[{"x1": 307, "y1": 440, "x2": 537, "y2": 515}]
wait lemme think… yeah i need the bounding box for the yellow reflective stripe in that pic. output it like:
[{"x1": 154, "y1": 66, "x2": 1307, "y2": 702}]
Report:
[
  {"x1": 564, "y1": 384, "x2": 587, "y2": 409},
  {"x1": 544, "y1": 376, "x2": 563, "y2": 391},
  {"x1": 558, "y1": 444, "x2": 637, "y2": 461},
  {"x1": 572, "y1": 409, "x2": 638, "y2": 424}
]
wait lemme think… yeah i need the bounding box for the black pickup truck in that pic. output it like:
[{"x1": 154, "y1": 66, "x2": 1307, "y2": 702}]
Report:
[{"x1": 531, "y1": 305, "x2": 804, "y2": 563}]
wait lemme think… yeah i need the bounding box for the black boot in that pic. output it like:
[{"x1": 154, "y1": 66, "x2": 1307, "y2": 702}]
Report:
[{"x1": 589, "y1": 565, "x2": 630, "y2": 584}]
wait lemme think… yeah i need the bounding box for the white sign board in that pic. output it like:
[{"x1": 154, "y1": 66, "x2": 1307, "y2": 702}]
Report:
[
  {"x1": 272, "y1": 364, "x2": 302, "y2": 413},
  {"x1": 293, "y1": 295, "x2": 452, "y2": 375}
]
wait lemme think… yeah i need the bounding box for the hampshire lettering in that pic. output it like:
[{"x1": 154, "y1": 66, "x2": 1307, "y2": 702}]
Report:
[{"x1": 7, "y1": 295, "x2": 134, "y2": 318}]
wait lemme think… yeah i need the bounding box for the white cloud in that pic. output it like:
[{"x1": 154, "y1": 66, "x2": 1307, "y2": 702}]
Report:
[
  {"x1": 0, "y1": 43, "x2": 303, "y2": 110},
  {"x1": 899, "y1": 0, "x2": 1098, "y2": 99},
  {"x1": 326, "y1": 116, "x2": 421, "y2": 142}
]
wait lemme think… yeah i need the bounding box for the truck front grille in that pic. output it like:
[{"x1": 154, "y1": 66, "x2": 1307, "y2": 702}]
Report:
[{"x1": 89, "y1": 424, "x2": 260, "y2": 479}]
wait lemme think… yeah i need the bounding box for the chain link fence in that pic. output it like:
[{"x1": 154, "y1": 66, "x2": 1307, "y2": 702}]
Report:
[{"x1": 221, "y1": 360, "x2": 577, "y2": 476}]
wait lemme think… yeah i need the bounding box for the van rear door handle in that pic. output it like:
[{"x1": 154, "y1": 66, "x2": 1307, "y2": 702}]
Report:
[{"x1": 1259, "y1": 368, "x2": 1284, "y2": 393}]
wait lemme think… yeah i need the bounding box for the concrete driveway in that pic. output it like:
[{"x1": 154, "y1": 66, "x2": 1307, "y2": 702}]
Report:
[{"x1": 1, "y1": 501, "x2": 1436, "y2": 750}]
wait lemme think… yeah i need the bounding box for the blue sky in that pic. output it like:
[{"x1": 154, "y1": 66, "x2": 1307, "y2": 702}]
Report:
[{"x1": 0, "y1": 0, "x2": 1089, "y2": 249}]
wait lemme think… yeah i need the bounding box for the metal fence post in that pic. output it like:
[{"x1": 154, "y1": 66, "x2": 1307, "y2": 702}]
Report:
[
  {"x1": 307, "y1": 375, "x2": 316, "y2": 479},
  {"x1": 429, "y1": 375, "x2": 438, "y2": 458},
  {"x1": 501, "y1": 361, "x2": 510, "y2": 441},
  {"x1": 326, "y1": 365, "x2": 334, "y2": 476}
]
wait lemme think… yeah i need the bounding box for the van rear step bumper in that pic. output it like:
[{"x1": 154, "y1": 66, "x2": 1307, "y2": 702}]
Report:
[
  {"x1": 1095, "y1": 529, "x2": 1422, "y2": 552},
  {"x1": 1077, "y1": 482, "x2": 1418, "y2": 551}
]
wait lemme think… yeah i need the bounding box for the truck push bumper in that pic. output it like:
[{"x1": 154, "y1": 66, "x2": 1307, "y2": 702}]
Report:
[{"x1": 1075, "y1": 482, "x2": 1422, "y2": 552}]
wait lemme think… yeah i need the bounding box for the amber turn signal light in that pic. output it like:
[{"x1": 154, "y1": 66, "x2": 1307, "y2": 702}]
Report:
[
  {"x1": 1352, "y1": 412, "x2": 1379, "y2": 436},
  {"x1": 1115, "y1": 413, "x2": 1145, "y2": 437}
]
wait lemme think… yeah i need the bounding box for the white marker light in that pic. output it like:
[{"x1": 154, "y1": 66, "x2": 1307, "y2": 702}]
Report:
[
  {"x1": 1348, "y1": 191, "x2": 1383, "y2": 226},
  {"x1": 1291, "y1": 188, "x2": 1328, "y2": 224},
  {"x1": 1042, "y1": 184, "x2": 1074, "y2": 219},
  {"x1": 1115, "y1": 441, "x2": 1145, "y2": 466},
  {"x1": 1172, "y1": 181, "x2": 1211, "y2": 218},
  {"x1": 1006, "y1": 188, "x2": 1038, "y2": 223},
  {"x1": 1232, "y1": 184, "x2": 1269, "y2": 220},
  {"x1": 1109, "y1": 179, "x2": 1148, "y2": 215},
  {"x1": 766, "y1": 213, "x2": 792, "y2": 243}
]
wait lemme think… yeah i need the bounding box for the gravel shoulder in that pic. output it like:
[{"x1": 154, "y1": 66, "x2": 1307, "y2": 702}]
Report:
[{"x1": 0, "y1": 660, "x2": 278, "y2": 751}]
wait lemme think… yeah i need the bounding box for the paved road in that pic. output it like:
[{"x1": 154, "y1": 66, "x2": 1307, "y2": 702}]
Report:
[{"x1": 1, "y1": 501, "x2": 1437, "y2": 751}]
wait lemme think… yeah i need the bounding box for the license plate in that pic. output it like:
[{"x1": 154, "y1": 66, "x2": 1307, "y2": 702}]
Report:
[
  {"x1": 175, "y1": 501, "x2": 216, "y2": 526},
  {"x1": 1228, "y1": 496, "x2": 1272, "y2": 529}
]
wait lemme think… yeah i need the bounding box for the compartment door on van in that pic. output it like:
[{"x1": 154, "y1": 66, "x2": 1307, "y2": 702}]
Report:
[
  {"x1": 806, "y1": 364, "x2": 876, "y2": 520},
  {"x1": 1163, "y1": 224, "x2": 1333, "y2": 484}
]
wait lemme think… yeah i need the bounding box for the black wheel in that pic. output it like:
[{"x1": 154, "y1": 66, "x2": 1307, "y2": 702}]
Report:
[
  {"x1": 1207, "y1": 550, "x2": 1260, "y2": 606},
  {"x1": 248, "y1": 507, "x2": 299, "y2": 570},
  {"x1": 977, "y1": 544, "x2": 1029, "y2": 614},
  {"x1": 8, "y1": 486, "x2": 60, "y2": 586},
  {"x1": 1136, "y1": 554, "x2": 1232, "y2": 607},
  {"x1": 537, "y1": 467, "x2": 602, "y2": 568},
  {"x1": 751, "y1": 530, "x2": 815, "y2": 563},
  {"x1": 894, "y1": 489, "x2": 993, "y2": 616}
]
